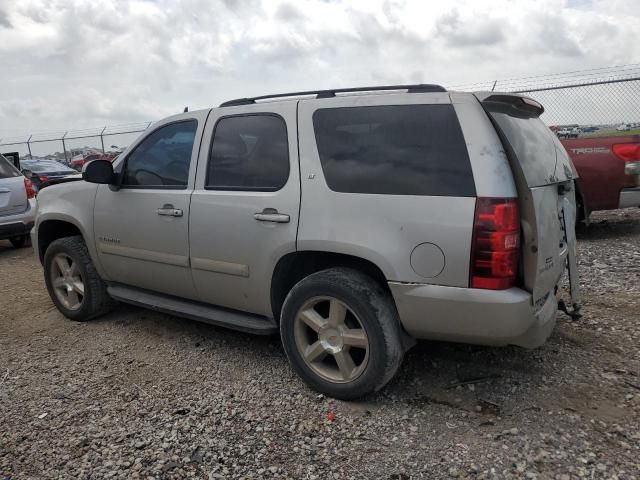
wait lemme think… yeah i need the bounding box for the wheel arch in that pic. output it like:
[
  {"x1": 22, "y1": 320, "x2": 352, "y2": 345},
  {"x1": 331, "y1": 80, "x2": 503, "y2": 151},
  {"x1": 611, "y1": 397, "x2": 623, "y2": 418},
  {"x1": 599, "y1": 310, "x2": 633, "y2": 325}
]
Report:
[
  {"x1": 270, "y1": 250, "x2": 390, "y2": 322},
  {"x1": 36, "y1": 218, "x2": 84, "y2": 265}
]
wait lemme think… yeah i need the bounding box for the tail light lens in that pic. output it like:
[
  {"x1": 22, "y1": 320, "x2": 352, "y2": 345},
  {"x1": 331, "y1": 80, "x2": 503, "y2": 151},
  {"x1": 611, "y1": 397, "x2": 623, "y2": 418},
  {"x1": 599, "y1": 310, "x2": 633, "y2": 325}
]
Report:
[
  {"x1": 613, "y1": 143, "x2": 640, "y2": 186},
  {"x1": 613, "y1": 143, "x2": 640, "y2": 162},
  {"x1": 39, "y1": 175, "x2": 49, "y2": 183},
  {"x1": 24, "y1": 178, "x2": 36, "y2": 199},
  {"x1": 470, "y1": 197, "x2": 520, "y2": 290}
]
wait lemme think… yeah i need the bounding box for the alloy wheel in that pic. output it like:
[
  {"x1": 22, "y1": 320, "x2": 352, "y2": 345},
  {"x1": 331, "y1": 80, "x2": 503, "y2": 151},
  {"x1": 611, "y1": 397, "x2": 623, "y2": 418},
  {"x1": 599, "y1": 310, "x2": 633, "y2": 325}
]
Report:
[
  {"x1": 293, "y1": 296, "x2": 369, "y2": 383},
  {"x1": 50, "y1": 253, "x2": 85, "y2": 311}
]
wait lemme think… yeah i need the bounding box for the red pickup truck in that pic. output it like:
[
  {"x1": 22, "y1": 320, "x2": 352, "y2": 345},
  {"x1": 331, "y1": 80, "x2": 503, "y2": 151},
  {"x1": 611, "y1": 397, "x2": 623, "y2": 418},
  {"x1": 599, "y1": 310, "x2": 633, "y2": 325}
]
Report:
[
  {"x1": 561, "y1": 135, "x2": 640, "y2": 221},
  {"x1": 70, "y1": 152, "x2": 114, "y2": 171}
]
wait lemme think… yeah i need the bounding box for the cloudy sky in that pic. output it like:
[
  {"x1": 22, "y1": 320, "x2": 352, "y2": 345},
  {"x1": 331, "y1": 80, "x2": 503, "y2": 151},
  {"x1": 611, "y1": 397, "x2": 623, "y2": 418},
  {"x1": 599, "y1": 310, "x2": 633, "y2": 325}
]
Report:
[{"x1": 0, "y1": 0, "x2": 639, "y2": 141}]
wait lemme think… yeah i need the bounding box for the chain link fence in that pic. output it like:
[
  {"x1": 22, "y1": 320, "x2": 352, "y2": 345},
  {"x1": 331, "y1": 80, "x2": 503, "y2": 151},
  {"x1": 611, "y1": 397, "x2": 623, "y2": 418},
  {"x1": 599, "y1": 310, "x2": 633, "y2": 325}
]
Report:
[
  {"x1": 2, "y1": 66, "x2": 639, "y2": 162},
  {"x1": 0, "y1": 122, "x2": 152, "y2": 164},
  {"x1": 513, "y1": 78, "x2": 640, "y2": 130},
  {"x1": 452, "y1": 64, "x2": 640, "y2": 136}
]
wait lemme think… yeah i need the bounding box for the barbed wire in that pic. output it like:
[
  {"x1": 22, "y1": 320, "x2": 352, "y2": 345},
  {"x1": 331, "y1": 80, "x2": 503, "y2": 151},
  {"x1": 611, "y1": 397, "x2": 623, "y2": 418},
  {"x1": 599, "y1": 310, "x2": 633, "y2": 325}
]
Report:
[{"x1": 450, "y1": 63, "x2": 640, "y2": 91}]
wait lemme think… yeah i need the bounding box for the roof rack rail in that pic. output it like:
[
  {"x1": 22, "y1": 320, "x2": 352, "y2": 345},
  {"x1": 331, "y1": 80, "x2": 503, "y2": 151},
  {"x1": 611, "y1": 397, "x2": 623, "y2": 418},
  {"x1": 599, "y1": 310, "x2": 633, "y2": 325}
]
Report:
[{"x1": 219, "y1": 84, "x2": 447, "y2": 107}]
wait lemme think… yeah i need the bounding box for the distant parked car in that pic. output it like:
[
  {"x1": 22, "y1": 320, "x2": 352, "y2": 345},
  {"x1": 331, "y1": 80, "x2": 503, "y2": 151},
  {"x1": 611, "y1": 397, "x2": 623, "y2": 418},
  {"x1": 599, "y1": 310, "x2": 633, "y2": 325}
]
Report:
[
  {"x1": 557, "y1": 127, "x2": 580, "y2": 139},
  {"x1": 70, "y1": 152, "x2": 113, "y2": 171},
  {"x1": 21, "y1": 159, "x2": 80, "y2": 190},
  {"x1": 0, "y1": 154, "x2": 35, "y2": 248},
  {"x1": 617, "y1": 124, "x2": 631, "y2": 132}
]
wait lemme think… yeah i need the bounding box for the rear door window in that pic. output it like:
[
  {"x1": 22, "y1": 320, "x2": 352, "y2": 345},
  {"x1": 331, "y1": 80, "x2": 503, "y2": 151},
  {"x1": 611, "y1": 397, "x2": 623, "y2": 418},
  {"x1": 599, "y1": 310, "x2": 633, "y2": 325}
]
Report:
[
  {"x1": 206, "y1": 114, "x2": 289, "y2": 191},
  {"x1": 312, "y1": 104, "x2": 475, "y2": 196},
  {"x1": 0, "y1": 155, "x2": 21, "y2": 179}
]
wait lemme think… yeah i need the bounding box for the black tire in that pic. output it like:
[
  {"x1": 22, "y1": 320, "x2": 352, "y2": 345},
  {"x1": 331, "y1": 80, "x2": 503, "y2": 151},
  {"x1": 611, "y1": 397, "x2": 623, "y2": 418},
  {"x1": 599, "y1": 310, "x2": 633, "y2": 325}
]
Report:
[
  {"x1": 9, "y1": 235, "x2": 28, "y2": 248},
  {"x1": 575, "y1": 189, "x2": 589, "y2": 225},
  {"x1": 43, "y1": 235, "x2": 114, "y2": 321},
  {"x1": 280, "y1": 267, "x2": 405, "y2": 400}
]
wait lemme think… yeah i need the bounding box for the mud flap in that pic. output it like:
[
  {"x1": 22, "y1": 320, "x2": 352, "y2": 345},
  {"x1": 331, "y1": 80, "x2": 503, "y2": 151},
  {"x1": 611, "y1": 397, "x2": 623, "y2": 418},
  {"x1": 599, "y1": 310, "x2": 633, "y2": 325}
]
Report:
[{"x1": 561, "y1": 195, "x2": 581, "y2": 319}]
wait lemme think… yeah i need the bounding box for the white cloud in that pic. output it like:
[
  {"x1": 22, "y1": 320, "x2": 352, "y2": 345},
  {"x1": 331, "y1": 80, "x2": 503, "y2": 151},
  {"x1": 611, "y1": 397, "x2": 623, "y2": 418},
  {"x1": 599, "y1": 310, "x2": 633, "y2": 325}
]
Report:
[{"x1": 0, "y1": 0, "x2": 639, "y2": 138}]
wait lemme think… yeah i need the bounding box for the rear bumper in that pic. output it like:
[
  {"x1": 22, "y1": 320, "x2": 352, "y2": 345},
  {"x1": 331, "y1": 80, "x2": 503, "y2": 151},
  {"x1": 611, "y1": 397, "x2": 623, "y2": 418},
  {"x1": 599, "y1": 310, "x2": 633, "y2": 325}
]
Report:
[
  {"x1": 389, "y1": 282, "x2": 557, "y2": 349},
  {"x1": 0, "y1": 200, "x2": 35, "y2": 240},
  {"x1": 619, "y1": 187, "x2": 640, "y2": 209}
]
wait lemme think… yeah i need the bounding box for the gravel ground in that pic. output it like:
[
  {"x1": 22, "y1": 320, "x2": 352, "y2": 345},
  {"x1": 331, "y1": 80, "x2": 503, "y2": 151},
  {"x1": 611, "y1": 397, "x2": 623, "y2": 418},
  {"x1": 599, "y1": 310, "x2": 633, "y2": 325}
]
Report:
[{"x1": 1, "y1": 209, "x2": 639, "y2": 479}]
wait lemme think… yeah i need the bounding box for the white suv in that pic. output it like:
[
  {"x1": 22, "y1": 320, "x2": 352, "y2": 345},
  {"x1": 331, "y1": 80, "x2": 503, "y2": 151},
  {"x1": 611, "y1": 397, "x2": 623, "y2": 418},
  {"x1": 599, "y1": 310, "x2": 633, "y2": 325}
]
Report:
[{"x1": 31, "y1": 85, "x2": 579, "y2": 399}]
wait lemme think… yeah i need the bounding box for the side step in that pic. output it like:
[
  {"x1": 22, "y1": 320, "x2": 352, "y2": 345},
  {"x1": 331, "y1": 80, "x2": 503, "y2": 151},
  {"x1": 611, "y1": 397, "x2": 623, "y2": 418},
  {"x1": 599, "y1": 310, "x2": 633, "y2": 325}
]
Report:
[{"x1": 107, "y1": 284, "x2": 278, "y2": 335}]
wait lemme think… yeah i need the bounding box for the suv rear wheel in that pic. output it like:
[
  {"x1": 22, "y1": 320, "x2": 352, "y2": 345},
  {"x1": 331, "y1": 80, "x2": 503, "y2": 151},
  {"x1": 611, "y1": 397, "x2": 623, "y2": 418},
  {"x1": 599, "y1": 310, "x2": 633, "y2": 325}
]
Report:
[
  {"x1": 44, "y1": 236, "x2": 114, "y2": 321},
  {"x1": 280, "y1": 268, "x2": 405, "y2": 400}
]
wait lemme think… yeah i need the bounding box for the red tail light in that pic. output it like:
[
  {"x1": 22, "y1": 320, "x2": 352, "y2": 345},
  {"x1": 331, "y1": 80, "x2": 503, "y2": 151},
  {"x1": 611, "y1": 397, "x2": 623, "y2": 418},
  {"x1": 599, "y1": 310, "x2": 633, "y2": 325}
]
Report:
[
  {"x1": 612, "y1": 143, "x2": 640, "y2": 161},
  {"x1": 470, "y1": 197, "x2": 520, "y2": 290},
  {"x1": 39, "y1": 175, "x2": 49, "y2": 184},
  {"x1": 24, "y1": 178, "x2": 36, "y2": 199},
  {"x1": 614, "y1": 143, "x2": 640, "y2": 185}
]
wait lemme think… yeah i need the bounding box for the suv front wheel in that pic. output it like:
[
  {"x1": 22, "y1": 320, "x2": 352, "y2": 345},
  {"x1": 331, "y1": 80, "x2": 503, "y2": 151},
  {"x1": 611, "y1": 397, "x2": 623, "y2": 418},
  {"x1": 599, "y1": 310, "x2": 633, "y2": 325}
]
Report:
[
  {"x1": 44, "y1": 236, "x2": 114, "y2": 321},
  {"x1": 280, "y1": 268, "x2": 405, "y2": 400}
]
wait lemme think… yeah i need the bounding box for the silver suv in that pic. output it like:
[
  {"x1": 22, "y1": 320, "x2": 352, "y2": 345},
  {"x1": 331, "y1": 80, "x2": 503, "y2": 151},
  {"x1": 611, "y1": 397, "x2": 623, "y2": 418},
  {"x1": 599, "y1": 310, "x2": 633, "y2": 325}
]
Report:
[
  {"x1": 0, "y1": 154, "x2": 35, "y2": 248},
  {"x1": 32, "y1": 85, "x2": 579, "y2": 399}
]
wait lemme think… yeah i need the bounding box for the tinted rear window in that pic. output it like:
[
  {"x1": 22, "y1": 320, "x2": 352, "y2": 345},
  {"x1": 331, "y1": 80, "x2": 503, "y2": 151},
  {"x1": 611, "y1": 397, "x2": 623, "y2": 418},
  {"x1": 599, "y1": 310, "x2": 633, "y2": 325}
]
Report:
[
  {"x1": 312, "y1": 104, "x2": 475, "y2": 196},
  {"x1": 0, "y1": 155, "x2": 21, "y2": 179},
  {"x1": 207, "y1": 114, "x2": 289, "y2": 191},
  {"x1": 488, "y1": 113, "x2": 561, "y2": 187}
]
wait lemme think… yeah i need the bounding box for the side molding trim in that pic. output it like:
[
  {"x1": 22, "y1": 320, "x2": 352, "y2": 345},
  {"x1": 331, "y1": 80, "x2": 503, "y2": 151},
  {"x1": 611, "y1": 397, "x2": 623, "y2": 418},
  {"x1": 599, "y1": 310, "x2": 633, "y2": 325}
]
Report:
[
  {"x1": 99, "y1": 242, "x2": 189, "y2": 267},
  {"x1": 191, "y1": 257, "x2": 250, "y2": 277}
]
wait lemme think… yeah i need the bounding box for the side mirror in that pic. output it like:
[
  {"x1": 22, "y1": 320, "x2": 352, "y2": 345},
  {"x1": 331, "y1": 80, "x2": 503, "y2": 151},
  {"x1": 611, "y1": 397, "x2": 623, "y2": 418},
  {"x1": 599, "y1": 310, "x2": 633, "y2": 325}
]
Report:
[{"x1": 82, "y1": 159, "x2": 116, "y2": 184}]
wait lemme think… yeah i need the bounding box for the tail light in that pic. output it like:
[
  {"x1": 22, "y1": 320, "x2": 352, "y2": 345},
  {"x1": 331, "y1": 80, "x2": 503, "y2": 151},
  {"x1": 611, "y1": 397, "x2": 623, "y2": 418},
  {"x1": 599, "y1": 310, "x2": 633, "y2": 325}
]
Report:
[
  {"x1": 470, "y1": 197, "x2": 520, "y2": 290},
  {"x1": 39, "y1": 175, "x2": 49, "y2": 183},
  {"x1": 24, "y1": 178, "x2": 36, "y2": 199},
  {"x1": 613, "y1": 143, "x2": 640, "y2": 162},
  {"x1": 613, "y1": 143, "x2": 640, "y2": 185}
]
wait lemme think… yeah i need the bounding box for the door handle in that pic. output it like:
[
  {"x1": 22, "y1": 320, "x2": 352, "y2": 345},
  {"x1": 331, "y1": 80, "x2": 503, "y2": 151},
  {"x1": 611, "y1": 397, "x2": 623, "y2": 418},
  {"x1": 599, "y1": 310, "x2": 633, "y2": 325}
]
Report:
[
  {"x1": 254, "y1": 208, "x2": 290, "y2": 223},
  {"x1": 157, "y1": 204, "x2": 183, "y2": 217}
]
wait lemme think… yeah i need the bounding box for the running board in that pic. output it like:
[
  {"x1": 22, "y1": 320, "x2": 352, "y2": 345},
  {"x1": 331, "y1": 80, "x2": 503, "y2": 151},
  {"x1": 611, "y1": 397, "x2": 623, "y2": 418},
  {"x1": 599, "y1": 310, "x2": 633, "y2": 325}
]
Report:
[{"x1": 107, "y1": 284, "x2": 278, "y2": 335}]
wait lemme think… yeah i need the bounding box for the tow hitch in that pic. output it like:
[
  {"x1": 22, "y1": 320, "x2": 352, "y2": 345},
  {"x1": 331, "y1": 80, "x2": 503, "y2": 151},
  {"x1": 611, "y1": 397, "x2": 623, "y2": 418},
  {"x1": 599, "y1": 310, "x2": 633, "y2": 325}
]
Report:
[{"x1": 558, "y1": 298, "x2": 582, "y2": 320}]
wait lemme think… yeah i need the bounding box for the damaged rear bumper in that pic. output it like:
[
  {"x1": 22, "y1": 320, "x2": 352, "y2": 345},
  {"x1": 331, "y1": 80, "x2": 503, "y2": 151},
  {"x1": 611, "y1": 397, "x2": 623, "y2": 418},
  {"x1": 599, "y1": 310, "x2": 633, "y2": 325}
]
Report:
[{"x1": 389, "y1": 282, "x2": 557, "y2": 349}]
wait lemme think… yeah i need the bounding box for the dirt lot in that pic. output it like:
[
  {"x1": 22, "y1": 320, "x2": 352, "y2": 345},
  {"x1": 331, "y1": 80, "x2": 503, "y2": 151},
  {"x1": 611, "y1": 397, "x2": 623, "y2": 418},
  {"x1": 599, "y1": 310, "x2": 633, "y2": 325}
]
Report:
[{"x1": 1, "y1": 210, "x2": 639, "y2": 479}]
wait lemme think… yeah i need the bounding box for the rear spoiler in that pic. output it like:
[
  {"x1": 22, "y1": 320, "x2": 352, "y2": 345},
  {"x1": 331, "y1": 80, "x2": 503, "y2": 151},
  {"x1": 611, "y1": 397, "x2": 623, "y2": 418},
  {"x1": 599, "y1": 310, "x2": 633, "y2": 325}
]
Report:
[{"x1": 474, "y1": 92, "x2": 544, "y2": 119}]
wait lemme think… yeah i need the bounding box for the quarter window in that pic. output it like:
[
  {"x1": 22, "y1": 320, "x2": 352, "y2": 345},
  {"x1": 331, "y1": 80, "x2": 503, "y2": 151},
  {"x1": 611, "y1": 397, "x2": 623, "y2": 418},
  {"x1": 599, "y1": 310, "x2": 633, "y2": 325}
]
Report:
[
  {"x1": 312, "y1": 104, "x2": 475, "y2": 196},
  {"x1": 207, "y1": 115, "x2": 289, "y2": 191},
  {"x1": 122, "y1": 120, "x2": 197, "y2": 188},
  {"x1": 0, "y1": 155, "x2": 21, "y2": 179}
]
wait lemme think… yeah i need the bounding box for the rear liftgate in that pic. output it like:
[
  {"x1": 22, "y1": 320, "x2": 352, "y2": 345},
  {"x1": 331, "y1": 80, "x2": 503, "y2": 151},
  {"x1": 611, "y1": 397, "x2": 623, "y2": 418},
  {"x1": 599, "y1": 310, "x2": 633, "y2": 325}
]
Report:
[{"x1": 476, "y1": 92, "x2": 580, "y2": 317}]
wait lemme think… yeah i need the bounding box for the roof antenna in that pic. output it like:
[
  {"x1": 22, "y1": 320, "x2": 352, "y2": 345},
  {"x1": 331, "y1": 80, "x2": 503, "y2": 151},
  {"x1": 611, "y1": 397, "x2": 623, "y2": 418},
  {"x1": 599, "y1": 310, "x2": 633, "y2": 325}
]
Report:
[{"x1": 183, "y1": 106, "x2": 188, "y2": 112}]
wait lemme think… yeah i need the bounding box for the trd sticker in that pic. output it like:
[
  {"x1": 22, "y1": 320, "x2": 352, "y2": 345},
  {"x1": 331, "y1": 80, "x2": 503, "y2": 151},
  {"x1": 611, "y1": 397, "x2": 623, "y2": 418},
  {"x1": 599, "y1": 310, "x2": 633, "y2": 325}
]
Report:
[{"x1": 569, "y1": 147, "x2": 610, "y2": 155}]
